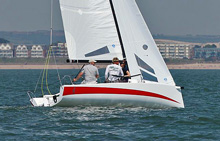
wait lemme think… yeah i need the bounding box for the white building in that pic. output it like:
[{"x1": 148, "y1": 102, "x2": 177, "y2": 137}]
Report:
[
  {"x1": 0, "y1": 43, "x2": 13, "y2": 58},
  {"x1": 16, "y1": 45, "x2": 28, "y2": 58},
  {"x1": 157, "y1": 43, "x2": 192, "y2": 59},
  {"x1": 51, "y1": 43, "x2": 68, "y2": 57},
  {"x1": 31, "y1": 45, "x2": 45, "y2": 58}
]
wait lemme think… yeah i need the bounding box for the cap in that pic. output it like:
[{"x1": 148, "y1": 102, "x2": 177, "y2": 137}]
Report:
[
  {"x1": 112, "y1": 57, "x2": 119, "y2": 62},
  {"x1": 89, "y1": 59, "x2": 97, "y2": 63}
]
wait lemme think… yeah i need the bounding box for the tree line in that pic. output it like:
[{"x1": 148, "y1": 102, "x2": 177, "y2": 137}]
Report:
[{"x1": 0, "y1": 38, "x2": 9, "y2": 43}]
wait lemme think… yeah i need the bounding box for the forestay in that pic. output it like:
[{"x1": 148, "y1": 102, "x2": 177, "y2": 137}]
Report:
[
  {"x1": 112, "y1": 0, "x2": 175, "y2": 85},
  {"x1": 59, "y1": 0, "x2": 123, "y2": 61}
]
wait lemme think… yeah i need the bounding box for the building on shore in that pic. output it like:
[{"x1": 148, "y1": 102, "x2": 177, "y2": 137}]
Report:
[
  {"x1": 0, "y1": 43, "x2": 14, "y2": 58},
  {"x1": 51, "y1": 43, "x2": 68, "y2": 57},
  {"x1": 157, "y1": 43, "x2": 192, "y2": 59},
  {"x1": 15, "y1": 45, "x2": 29, "y2": 58},
  {"x1": 31, "y1": 45, "x2": 46, "y2": 58},
  {"x1": 155, "y1": 39, "x2": 220, "y2": 59},
  {"x1": 14, "y1": 44, "x2": 46, "y2": 58},
  {"x1": 8, "y1": 40, "x2": 220, "y2": 60},
  {"x1": 194, "y1": 48, "x2": 220, "y2": 59}
]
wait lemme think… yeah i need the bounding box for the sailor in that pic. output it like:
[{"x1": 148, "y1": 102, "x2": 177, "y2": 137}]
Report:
[
  {"x1": 120, "y1": 59, "x2": 130, "y2": 82},
  {"x1": 73, "y1": 59, "x2": 99, "y2": 84},
  {"x1": 105, "y1": 57, "x2": 124, "y2": 83}
]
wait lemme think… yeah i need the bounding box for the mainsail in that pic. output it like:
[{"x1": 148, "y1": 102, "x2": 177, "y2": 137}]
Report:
[
  {"x1": 60, "y1": 0, "x2": 175, "y2": 85},
  {"x1": 59, "y1": 0, "x2": 123, "y2": 61}
]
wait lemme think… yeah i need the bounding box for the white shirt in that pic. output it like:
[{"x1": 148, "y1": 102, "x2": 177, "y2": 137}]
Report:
[{"x1": 105, "y1": 64, "x2": 124, "y2": 82}]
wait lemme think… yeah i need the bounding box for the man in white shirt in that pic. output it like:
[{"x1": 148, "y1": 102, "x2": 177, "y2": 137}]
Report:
[
  {"x1": 73, "y1": 59, "x2": 99, "y2": 84},
  {"x1": 105, "y1": 57, "x2": 124, "y2": 83}
]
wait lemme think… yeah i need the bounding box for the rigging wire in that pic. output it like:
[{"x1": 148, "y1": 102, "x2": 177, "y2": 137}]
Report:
[
  {"x1": 50, "y1": 0, "x2": 62, "y2": 87},
  {"x1": 45, "y1": 47, "x2": 52, "y2": 95},
  {"x1": 51, "y1": 46, "x2": 63, "y2": 87},
  {"x1": 41, "y1": 47, "x2": 52, "y2": 96},
  {"x1": 34, "y1": 69, "x2": 44, "y2": 93},
  {"x1": 40, "y1": 0, "x2": 62, "y2": 96}
]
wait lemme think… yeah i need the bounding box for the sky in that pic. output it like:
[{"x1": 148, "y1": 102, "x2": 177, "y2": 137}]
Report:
[{"x1": 0, "y1": 0, "x2": 220, "y2": 35}]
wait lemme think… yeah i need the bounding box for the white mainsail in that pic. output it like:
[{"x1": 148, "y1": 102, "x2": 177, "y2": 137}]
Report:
[
  {"x1": 59, "y1": 0, "x2": 123, "y2": 61},
  {"x1": 112, "y1": 0, "x2": 175, "y2": 85}
]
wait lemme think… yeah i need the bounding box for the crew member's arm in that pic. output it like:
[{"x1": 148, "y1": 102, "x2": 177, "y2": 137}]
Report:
[
  {"x1": 73, "y1": 72, "x2": 84, "y2": 82},
  {"x1": 124, "y1": 70, "x2": 131, "y2": 77},
  {"x1": 96, "y1": 68, "x2": 99, "y2": 78},
  {"x1": 96, "y1": 74, "x2": 99, "y2": 78},
  {"x1": 105, "y1": 66, "x2": 109, "y2": 80}
]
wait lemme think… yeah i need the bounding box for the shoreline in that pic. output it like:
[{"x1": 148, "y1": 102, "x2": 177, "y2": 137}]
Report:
[
  {"x1": 167, "y1": 63, "x2": 220, "y2": 69},
  {"x1": 1, "y1": 63, "x2": 220, "y2": 69}
]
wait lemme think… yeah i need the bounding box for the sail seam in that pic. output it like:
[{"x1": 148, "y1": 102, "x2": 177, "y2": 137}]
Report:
[{"x1": 61, "y1": 7, "x2": 111, "y2": 14}]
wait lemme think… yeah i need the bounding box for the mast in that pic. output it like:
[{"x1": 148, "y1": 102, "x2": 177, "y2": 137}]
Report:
[
  {"x1": 50, "y1": 0, "x2": 53, "y2": 46},
  {"x1": 109, "y1": 0, "x2": 126, "y2": 59},
  {"x1": 50, "y1": 0, "x2": 62, "y2": 85}
]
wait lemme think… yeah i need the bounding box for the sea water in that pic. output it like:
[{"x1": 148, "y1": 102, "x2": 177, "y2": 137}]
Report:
[{"x1": 0, "y1": 69, "x2": 220, "y2": 140}]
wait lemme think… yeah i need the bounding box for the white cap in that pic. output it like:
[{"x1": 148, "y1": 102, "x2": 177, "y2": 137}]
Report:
[{"x1": 89, "y1": 59, "x2": 97, "y2": 63}]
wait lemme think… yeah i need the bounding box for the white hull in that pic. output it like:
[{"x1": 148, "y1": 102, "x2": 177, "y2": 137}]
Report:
[{"x1": 30, "y1": 81, "x2": 184, "y2": 108}]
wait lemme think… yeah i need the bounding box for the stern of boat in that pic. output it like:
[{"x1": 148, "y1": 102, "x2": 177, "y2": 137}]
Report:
[{"x1": 27, "y1": 88, "x2": 63, "y2": 107}]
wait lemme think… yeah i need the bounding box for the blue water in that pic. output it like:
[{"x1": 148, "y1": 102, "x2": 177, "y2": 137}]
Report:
[{"x1": 0, "y1": 69, "x2": 220, "y2": 140}]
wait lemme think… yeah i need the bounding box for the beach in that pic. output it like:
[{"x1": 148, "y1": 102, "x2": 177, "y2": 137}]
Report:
[
  {"x1": 168, "y1": 63, "x2": 220, "y2": 69},
  {"x1": 1, "y1": 63, "x2": 220, "y2": 69}
]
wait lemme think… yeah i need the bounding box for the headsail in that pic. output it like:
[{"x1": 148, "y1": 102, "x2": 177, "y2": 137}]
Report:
[
  {"x1": 59, "y1": 0, "x2": 123, "y2": 61},
  {"x1": 111, "y1": 0, "x2": 175, "y2": 85}
]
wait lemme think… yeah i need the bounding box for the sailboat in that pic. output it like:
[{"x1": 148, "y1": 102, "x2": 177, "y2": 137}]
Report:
[{"x1": 28, "y1": 0, "x2": 184, "y2": 108}]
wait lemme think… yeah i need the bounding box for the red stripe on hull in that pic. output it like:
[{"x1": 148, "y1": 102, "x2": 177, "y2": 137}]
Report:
[{"x1": 63, "y1": 87, "x2": 180, "y2": 104}]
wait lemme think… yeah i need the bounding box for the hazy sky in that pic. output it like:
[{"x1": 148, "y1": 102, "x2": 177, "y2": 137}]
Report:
[{"x1": 1, "y1": 0, "x2": 220, "y2": 35}]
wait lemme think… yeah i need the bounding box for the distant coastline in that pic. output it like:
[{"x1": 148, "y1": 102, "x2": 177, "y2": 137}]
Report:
[
  {"x1": 1, "y1": 63, "x2": 220, "y2": 70},
  {"x1": 2, "y1": 30, "x2": 220, "y2": 44}
]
